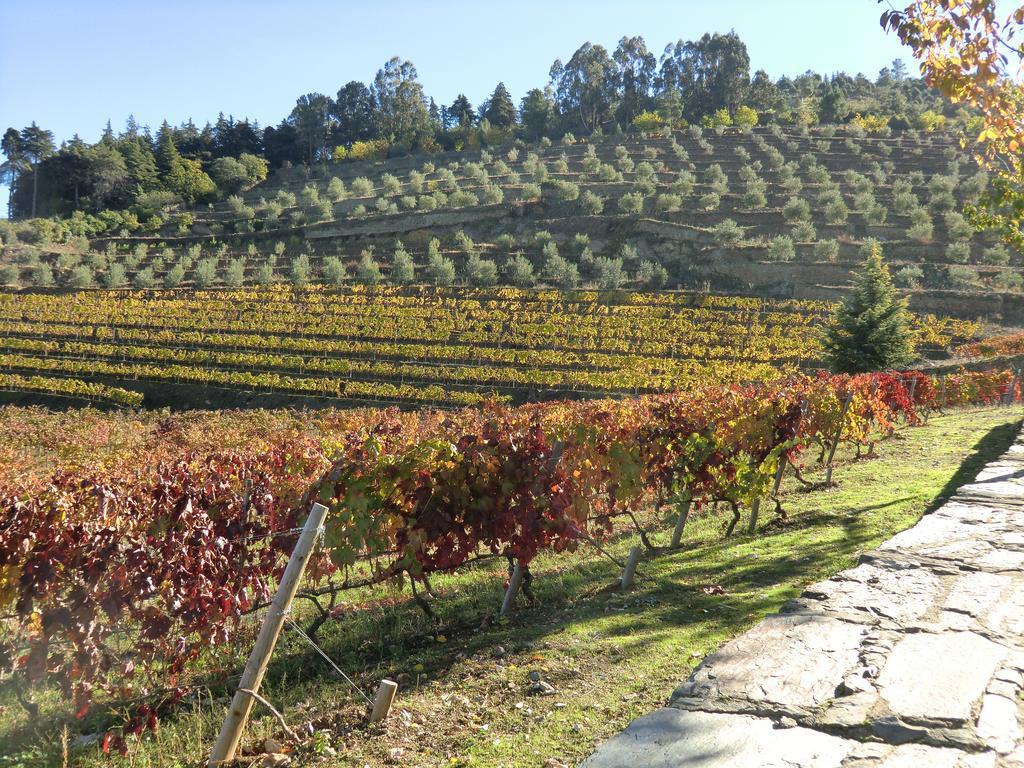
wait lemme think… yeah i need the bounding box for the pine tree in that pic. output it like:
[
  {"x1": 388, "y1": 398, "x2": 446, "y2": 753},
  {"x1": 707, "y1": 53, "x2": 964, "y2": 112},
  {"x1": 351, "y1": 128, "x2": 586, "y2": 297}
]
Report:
[
  {"x1": 823, "y1": 244, "x2": 915, "y2": 373},
  {"x1": 484, "y1": 82, "x2": 517, "y2": 128}
]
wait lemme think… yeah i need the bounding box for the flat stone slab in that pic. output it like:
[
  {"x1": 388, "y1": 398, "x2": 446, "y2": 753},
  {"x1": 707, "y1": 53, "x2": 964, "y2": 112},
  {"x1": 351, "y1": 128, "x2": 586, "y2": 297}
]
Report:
[
  {"x1": 800, "y1": 560, "x2": 943, "y2": 625},
  {"x1": 874, "y1": 631, "x2": 1006, "y2": 724},
  {"x1": 579, "y1": 709, "x2": 999, "y2": 768},
  {"x1": 673, "y1": 612, "x2": 867, "y2": 715},
  {"x1": 579, "y1": 709, "x2": 852, "y2": 768}
]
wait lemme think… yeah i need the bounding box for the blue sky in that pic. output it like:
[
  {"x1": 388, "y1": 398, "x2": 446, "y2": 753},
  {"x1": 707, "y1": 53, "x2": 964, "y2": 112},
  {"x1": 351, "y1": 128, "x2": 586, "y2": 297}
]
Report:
[{"x1": 0, "y1": 0, "x2": 914, "y2": 214}]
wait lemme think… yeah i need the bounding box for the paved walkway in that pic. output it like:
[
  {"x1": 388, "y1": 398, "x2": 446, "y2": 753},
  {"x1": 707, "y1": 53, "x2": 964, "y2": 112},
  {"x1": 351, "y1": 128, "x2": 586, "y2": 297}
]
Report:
[{"x1": 582, "y1": 428, "x2": 1024, "y2": 768}]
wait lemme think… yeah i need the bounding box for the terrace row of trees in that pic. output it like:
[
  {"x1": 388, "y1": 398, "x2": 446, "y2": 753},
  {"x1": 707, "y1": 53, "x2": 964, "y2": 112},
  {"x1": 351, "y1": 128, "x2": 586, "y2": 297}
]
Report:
[{"x1": 3, "y1": 31, "x2": 942, "y2": 220}]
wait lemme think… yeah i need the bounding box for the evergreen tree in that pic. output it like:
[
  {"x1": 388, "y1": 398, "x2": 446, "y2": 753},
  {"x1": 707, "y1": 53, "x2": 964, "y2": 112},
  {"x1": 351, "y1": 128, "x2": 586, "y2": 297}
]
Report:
[
  {"x1": 823, "y1": 244, "x2": 915, "y2": 373},
  {"x1": 484, "y1": 83, "x2": 516, "y2": 128},
  {"x1": 449, "y1": 94, "x2": 476, "y2": 128}
]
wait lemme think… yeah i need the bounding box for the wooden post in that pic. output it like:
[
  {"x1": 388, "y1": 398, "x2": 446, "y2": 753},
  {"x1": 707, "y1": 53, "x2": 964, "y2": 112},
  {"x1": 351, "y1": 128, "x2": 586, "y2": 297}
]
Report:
[
  {"x1": 620, "y1": 546, "x2": 641, "y2": 589},
  {"x1": 368, "y1": 679, "x2": 398, "y2": 724},
  {"x1": 746, "y1": 498, "x2": 761, "y2": 535},
  {"x1": 208, "y1": 502, "x2": 329, "y2": 767},
  {"x1": 771, "y1": 456, "x2": 787, "y2": 497},
  {"x1": 670, "y1": 497, "x2": 691, "y2": 548},
  {"x1": 825, "y1": 393, "x2": 854, "y2": 486},
  {"x1": 500, "y1": 562, "x2": 524, "y2": 618}
]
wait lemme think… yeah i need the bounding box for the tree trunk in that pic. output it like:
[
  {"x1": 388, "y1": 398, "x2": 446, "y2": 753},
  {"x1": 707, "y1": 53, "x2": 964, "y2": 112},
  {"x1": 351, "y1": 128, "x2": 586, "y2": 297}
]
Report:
[{"x1": 31, "y1": 165, "x2": 38, "y2": 218}]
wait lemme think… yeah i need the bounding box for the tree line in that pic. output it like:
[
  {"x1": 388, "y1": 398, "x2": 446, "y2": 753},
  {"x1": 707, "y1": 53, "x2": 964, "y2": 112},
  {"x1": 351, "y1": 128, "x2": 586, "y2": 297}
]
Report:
[{"x1": 2, "y1": 31, "x2": 942, "y2": 220}]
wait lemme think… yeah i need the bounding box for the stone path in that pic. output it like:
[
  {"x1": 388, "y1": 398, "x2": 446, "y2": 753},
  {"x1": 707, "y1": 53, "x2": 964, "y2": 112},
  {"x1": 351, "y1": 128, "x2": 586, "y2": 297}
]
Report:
[{"x1": 581, "y1": 428, "x2": 1024, "y2": 767}]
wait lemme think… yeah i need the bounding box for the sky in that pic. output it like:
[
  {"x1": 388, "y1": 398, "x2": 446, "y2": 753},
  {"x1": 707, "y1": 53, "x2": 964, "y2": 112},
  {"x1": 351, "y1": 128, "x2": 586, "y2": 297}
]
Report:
[{"x1": 0, "y1": 0, "x2": 916, "y2": 215}]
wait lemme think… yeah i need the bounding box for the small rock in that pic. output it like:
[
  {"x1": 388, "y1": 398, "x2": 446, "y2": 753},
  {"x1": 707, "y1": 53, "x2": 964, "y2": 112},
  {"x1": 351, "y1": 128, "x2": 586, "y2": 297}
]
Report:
[
  {"x1": 777, "y1": 716, "x2": 798, "y2": 729},
  {"x1": 388, "y1": 747, "x2": 405, "y2": 759},
  {"x1": 72, "y1": 733, "x2": 104, "y2": 749},
  {"x1": 535, "y1": 681, "x2": 556, "y2": 696},
  {"x1": 529, "y1": 670, "x2": 542, "y2": 683},
  {"x1": 263, "y1": 737, "x2": 284, "y2": 754},
  {"x1": 260, "y1": 755, "x2": 290, "y2": 768},
  {"x1": 494, "y1": 645, "x2": 507, "y2": 657},
  {"x1": 543, "y1": 759, "x2": 569, "y2": 768}
]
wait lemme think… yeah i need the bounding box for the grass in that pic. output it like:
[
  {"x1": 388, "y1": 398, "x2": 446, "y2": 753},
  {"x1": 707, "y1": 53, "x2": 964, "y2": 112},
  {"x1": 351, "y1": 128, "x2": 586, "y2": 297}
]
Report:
[{"x1": 1, "y1": 405, "x2": 1020, "y2": 768}]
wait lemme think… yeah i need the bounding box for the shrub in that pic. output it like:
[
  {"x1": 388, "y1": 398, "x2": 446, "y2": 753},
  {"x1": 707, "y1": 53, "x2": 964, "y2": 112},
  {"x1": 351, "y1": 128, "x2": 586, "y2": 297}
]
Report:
[
  {"x1": 550, "y1": 180, "x2": 580, "y2": 202},
  {"x1": 946, "y1": 241, "x2": 972, "y2": 264},
  {"x1": 65, "y1": 264, "x2": 94, "y2": 288},
  {"x1": 390, "y1": 246, "x2": 416, "y2": 284},
  {"x1": 464, "y1": 252, "x2": 498, "y2": 286},
  {"x1": 943, "y1": 211, "x2": 973, "y2": 241},
  {"x1": 823, "y1": 199, "x2": 849, "y2": 224},
  {"x1": 597, "y1": 163, "x2": 623, "y2": 182},
  {"x1": 131, "y1": 266, "x2": 154, "y2": 288},
  {"x1": 327, "y1": 177, "x2": 347, "y2": 201},
  {"x1": 450, "y1": 190, "x2": 479, "y2": 208},
  {"x1": 479, "y1": 185, "x2": 505, "y2": 204},
  {"x1": 766, "y1": 235, "x2": 795, "y2": 262},
  {"x1": 790, "y1": 220, "x2": 816, "y2": 242},
  {"x1": 255, "y1": 263, "x2": 275, "y2": 285},
  {"x1": 380, "y1": 173, "x2": 402, "y2": 196},
  {"x1": 698, "y1": 192, "x2": 720, "y2": 211},
  {"x1": 323, "y1": 256, "x2": 348, "y2": 285},
  {"x1": 907, "y1": 208, "x2": 934, "y2": 241},
  {"x1": 655, "y1": 193, "x2": 683, "y2": 213},
  {"x1": 355, "y1": 249, "x2": 383, "y2": 285},
  {"x1": 783, "y1": 197, "x2": 811, "y2": 222},
  {"x1": 417, "y1": 195, "x2": 438, "y2": 211},
  {"x1": 993, "y1": 270, "x2": 1024, "y2": 290},
  {"x1": 852, "y1": 191, "x2": 876, "y2": 211},
  {"x1": 290, "y1": 254, "x2": 311, "y2": 287},
  {"x1": 505, "y1": 253, "x2": 535, "y2": 287},
  {"x1": 426, "y1": 244, "x2": 456, "y2": 286},
  {"x1": 865, "y1": 204, "x2": 888, "y2": 225},
  {"x1": 580, "y1": 190, "x2": 604, "y2": 215},
  {"x1": 163, "y1": 263, "x2": 185, "y2": 288},
  {"x1": 224, "y1": 258, "x2": 246, "y2": 287},
  {"x1": 894, "y1": 264, "x2": 923, "y2": 288},
  {"x1": 741, "y1": 181, "x2": 768, "y2": 209},
  {"x1": 892, "y1": 191, "x2": 919, "y2": 215},
  {"x1": 711, "y1": 219, "x2": 744, "y2": 247},
  {"x1": 618, "y1": 192, "x2": 644, "y2": 214},
  {"x1": 300, "y1": 183, "x2": 320, "y2": 209},
  {"x1": 275, "y1": 189, "x2": 297, "y2": 208},
  {"x1": 0, "y1": 265, "x2": 19, "y2": 287},
  {"x1": 520, "y1": 183, "x2": 542, "y2": 202},
  {"x1": 636, "y1": 259, "x2": 668, "y2": 289},
  {"x1": 813, "y1": 239, "x2": 840, "y2": 261},
  {"x1": 671, "y1": 170, "x2": 695, "y2": 195},
  {"x1": 315, "y1": 198, "x2": 334, "y2": 221},
  {"x1": 981, "y1": 245, "x2": 1011, "y2": 265},
  {"x1": 351, "y1": 177, "x2": 374, "y2": 196},
  {"x1": 947, "y1": 265, "x2": 979, "y2": 289},
  {"x1": 544, "y1": 254, "x2": 579, "y2": 288},
  {"x1": 593, "y1": 256, "x2": 625, "y2": 289},
  {"x1": 703, "y1": 163, "x2": 727, "y2": 186},
  {"x1": 194, "y1": 258, "x2": 217, "y2": 288}
]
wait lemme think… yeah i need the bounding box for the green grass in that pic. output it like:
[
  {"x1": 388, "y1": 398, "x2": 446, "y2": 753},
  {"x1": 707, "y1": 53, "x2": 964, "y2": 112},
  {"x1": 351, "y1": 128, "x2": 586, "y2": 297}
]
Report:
[{"x1": 1, "y1": 405, "x2": 1020, "y2": 768}]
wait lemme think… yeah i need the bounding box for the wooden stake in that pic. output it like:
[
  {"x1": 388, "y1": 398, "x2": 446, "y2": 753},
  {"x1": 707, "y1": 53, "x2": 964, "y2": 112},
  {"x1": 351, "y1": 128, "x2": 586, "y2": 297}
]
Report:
[
  {"x1": 500, "y1": 562, "x2": 524, "y2": 617},
  {"x1": 208, "y1": 502, "x2": 329, "y2": 767},
  {"x1": 670, "y1": 497, "x2": 692, "y2": 549},
  {"x1": 825, "y1": 393, "x2": 854, "y2": 486},
  {"x1": 746, "y1": 498, "x2": 761, "y2": 535},
  {"x1": 620, "y1": 546, "x2": 641, "y2": 589},
  {"x1": 368, "y1": 679, "x2": 399, "y2": 724}
]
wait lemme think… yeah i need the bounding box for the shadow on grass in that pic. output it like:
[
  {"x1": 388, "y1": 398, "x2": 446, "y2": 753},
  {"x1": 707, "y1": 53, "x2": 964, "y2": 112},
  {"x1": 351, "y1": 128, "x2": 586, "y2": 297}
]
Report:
[{"x1": 3, "y1": 417, "x2": 1021, "y2": 763}]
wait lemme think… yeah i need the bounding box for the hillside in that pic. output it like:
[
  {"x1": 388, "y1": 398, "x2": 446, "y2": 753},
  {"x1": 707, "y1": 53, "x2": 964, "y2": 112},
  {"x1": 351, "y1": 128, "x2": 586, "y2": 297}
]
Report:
[{"x1": 2, "y1": 125, "x2": 1020, "y2": 324}]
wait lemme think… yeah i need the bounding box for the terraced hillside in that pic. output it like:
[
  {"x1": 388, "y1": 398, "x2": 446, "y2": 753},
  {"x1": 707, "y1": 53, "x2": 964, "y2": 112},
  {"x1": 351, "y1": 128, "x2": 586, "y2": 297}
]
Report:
[
  {"x1": 3, "y1": 125, "x2": 1020, "y2": 323},
  {"x1": 0, "y1": 285, "x2": 981, "y2": 409}
]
